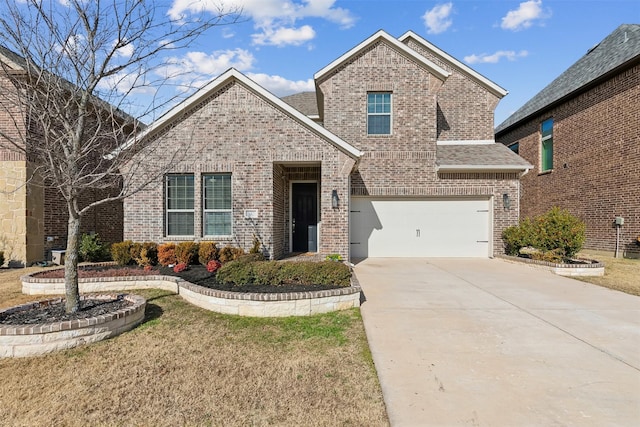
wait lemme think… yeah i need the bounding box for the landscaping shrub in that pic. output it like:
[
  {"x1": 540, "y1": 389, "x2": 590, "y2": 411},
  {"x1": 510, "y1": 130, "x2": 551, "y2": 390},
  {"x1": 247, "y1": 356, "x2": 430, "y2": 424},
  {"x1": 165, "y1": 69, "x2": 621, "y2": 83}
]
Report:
[
  {"x1": 138, "y1": 242, "x2": 158, "y2": 267},
  {"x1": 218, "y1": 245, "x2": 245, "y2": 263},
  {"x1": 79, "y1": 233, "x2": 110, "y2": 262},
  {"x1": 173, "y1": 262, "x2": 188, "y2": 273},
  {"x1": 175, "y1": 242, "x2": 198, "y2": 265},
  {"x1": 249, "y1": 236, "x2": 261, "y2": 254},
  {"x1": 216, "y1": 259, "x2": 351, "y2": 287},
  {"x1": 198, "y1": 241, "x2": 218, "y2": 265},
  {"x1": 502, "y1": 207, "x2": 586, "y2": 260},
  {"x1": 158, "y1": 243, "x2": 177, "y2": 266},
  {"x1": 129, "y1": 242, "x2": 143, "y2": 265},
  {"x1": 111, "y1": 241, "x2": 133, "y2": 266},
  {"x1": 206, "y1": 259, "x2": 222, "y2": 273}
]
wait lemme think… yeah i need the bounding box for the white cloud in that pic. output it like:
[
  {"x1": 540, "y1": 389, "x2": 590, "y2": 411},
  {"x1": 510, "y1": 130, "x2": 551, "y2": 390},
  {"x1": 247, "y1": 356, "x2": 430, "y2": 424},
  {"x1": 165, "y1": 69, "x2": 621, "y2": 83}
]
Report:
[
  {"x1": 501, "y1": 0, "x2": 548, "y2": 31},
  {"x1": 464, "y1": 50, "x2": 529, "y2": 64},
  {"x1": 169, "y1": 0, "x2": 355, "y2": 47},
  {"x1": 423, "y1": 3, "x2": 453, "y2": 35},
  {"x1": 252, "y1": 25, "x2": 316, "y2": 47},
  {"x1": 246, "y1": 72, "x2": 314, "y2": 97}
]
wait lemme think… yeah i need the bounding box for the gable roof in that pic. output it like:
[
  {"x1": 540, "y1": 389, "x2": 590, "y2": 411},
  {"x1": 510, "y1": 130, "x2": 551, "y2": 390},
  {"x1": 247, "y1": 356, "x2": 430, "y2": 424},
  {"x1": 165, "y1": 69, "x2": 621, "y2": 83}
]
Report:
[
  {"x1": 314, "y1": 30, "x2": 450, "y2": 82},
  {"x1": 281, "y1": 91, "x2": 319, "y2": 117},
  {"x1": 496, "y1": 24, "x2": 640, "y2": 134},
  {"x1": 436, "y1": 143, "x2": 532, "y2": 172},
  {"x1": 121, "y1": 68, "x2": 362, "y2": 159},
  {"x1": 398, "y1": 31, "x2": 508, "y2": 98}
]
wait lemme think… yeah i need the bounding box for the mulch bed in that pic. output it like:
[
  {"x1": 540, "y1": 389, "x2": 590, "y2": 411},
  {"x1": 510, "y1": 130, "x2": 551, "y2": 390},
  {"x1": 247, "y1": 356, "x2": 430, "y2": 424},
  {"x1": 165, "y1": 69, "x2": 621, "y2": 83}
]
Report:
[
  {"x1": 32, "y1": 264, "x2": 346, "y2": 294},
  {"x1": 0, "y1": 296, "x2": 133, "y2": 325}
]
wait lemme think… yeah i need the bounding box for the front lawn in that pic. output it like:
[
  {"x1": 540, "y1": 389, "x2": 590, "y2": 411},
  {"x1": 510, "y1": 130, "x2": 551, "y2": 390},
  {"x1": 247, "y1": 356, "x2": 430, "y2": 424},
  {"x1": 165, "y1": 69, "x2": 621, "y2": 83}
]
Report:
[
  {"x1": 0, "y1": 267, "x2": 388, "y2": 426},
  {"x1": 575, "y1": 251, "x2": 640, "y2": 296}
]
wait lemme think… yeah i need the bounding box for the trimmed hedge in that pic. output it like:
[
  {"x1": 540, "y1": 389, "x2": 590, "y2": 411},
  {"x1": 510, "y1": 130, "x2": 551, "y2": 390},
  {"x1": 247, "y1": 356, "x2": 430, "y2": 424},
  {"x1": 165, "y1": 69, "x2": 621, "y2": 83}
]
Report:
[{"x1": 216, "y1": 257, "x2": 351, "y2": 288}]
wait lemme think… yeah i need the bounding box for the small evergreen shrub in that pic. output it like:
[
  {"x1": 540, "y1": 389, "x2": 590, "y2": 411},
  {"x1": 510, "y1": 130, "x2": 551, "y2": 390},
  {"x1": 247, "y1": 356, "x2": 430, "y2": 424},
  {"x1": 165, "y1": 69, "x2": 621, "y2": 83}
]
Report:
[
  {"x1": 111, "y1": 241, "x2": 133, "y2": 266},
  {"x1": 158, "y1": 243, "x2": 177, "y2": 266},
  {"x1": 79, "y1": 233, "x2": 110, "y2": 262},
  {"x1": 198, "y1": 241, "x2": 218, "y2": 265},
  {"x1": 175, "y1": 242, "x2": 198, "y2": 265},
  {"x1": 249, "y1": 236, "x2": 261, "y2": 254},
  {"x1": 218, "y1": 245, "x2": 245, "y2": 263},
  {"x1": 129, "y1": 242, "x2": 143, "y2": 265},
  {"x1": 502, "y1": 207, "x2": 586, "y2": 260},
  {"x1": 138, "y1": 242, "x2": 158, "y2": 267}
]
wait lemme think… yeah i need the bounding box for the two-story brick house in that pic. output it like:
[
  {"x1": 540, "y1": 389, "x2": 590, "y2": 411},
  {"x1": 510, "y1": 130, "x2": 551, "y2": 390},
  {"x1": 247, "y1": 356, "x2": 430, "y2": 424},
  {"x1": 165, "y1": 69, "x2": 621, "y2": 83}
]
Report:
[
  {"x1": 0, "y1": 45, "x2": 126, "y2": 266},
  {"x1": 123, "y1": 30, "x2": 531, "y2": 260},
  {"x1": 495, "y1": 24, "x2": 639, "y2": 257}
]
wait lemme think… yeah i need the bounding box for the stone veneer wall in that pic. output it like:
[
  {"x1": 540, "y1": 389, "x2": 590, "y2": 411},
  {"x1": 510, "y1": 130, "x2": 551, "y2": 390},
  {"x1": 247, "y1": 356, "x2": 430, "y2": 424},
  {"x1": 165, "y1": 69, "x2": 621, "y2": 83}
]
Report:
[{"x1": 496, "y1": 64, "x2": 639, "y2": 256}]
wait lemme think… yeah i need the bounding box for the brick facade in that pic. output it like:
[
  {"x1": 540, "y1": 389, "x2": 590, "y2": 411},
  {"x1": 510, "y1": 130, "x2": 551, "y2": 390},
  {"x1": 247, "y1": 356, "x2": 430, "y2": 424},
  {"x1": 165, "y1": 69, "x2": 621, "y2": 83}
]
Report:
[
  {"x1": 496, "y1": 64, "x2": 639, "y2": 257},
  {"x1": 0, "y1": 69, "x2": 125, "y2": 266},
  {"x1": 124, "y1": 31, "x2": 526, "y2": 260}
]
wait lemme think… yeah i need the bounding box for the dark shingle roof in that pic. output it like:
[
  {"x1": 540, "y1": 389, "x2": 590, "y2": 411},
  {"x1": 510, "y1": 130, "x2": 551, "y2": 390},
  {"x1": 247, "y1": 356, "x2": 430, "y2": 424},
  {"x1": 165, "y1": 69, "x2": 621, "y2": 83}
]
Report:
[
  {"x1": 437, "y1": 144, "x2": 532, "y2": 170},
  {"x1": 496, "y1": 24, "x2": 640, "y2": 134},
  {"x1": 280, "y1": 91, "x2": 318, "y2": 116}
]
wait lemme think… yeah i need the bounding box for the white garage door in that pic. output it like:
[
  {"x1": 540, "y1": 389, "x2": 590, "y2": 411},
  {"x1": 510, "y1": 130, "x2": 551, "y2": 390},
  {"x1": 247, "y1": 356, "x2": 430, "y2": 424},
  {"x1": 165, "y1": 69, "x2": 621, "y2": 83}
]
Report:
[{"x1": 350, "y1": 197, "x2": 491, "y2": 258}]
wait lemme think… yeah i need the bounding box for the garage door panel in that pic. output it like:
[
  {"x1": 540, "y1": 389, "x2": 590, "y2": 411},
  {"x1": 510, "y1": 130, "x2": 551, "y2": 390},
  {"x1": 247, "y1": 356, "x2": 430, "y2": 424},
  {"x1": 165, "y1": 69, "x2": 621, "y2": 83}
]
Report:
[{"x1": 350, "y1": 198, "x2": 490, "y2": 258}]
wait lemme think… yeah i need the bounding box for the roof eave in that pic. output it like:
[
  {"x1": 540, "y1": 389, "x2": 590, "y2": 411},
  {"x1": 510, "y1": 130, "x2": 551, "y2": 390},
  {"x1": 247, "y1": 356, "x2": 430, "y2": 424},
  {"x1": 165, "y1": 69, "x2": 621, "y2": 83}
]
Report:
[
  {"x1": 314, "y1": 30, "x2": 450, "y2": 83},
  {"x1": 399, "y1": 30, "x2": 508, "y2": 98},
  {"x1": 437, "y1": 164, "x2": 533, "y2": 172}
]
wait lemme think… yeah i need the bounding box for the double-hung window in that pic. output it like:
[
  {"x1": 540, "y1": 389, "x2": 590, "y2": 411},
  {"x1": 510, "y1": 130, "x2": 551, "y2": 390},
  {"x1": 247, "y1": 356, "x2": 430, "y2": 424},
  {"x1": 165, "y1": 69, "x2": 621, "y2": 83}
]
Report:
[
  {"x1": 166, "y1": 174, "x2": 194, "y2": 236},
  {"x1": 367, "y1": 92, "x2": 391, "y2": 135},
  {"x1": 203, "y1": 173, "x2": 232, "y2": 236},
  {"x1": 541, "y1": 118, "x2": 553, "y2": 172}
]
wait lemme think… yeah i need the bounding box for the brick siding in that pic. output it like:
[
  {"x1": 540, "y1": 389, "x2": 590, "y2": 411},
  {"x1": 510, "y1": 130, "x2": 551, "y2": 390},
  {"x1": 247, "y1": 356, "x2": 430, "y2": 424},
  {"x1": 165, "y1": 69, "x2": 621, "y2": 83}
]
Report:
[{"x1": 496, "y1": 64, "x2": 640, "y2": 256}]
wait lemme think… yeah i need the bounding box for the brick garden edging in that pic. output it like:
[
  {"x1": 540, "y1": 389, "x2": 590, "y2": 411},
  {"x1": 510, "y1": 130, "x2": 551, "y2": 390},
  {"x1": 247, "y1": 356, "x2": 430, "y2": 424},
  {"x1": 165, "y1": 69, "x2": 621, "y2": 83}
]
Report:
[
  {"x1": 21, "y1": 270, "x2": 362, "y2": 318},
  {"x1": 0, "y1": 294, "x2": 146, "y2": 358},
  {"x1": 497, "y1": 255, "x2": 605, "y2": 276}
]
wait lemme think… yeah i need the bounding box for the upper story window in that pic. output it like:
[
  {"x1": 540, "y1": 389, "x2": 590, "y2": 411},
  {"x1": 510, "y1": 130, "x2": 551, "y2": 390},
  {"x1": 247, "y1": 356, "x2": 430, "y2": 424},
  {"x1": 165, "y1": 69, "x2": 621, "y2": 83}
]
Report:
[
  {"x1": 367, "y1": 92, "x2": 392, "y2": 135},
  {"x1": 508, "y1": 142, "x2": 519, "y2": 154},
  {"x1": 203, "y1": 173, "x2": 232, "y2": 236},
  {"x1": 541, "y1": 118, "x2": 553, "y2": 172},
  {"x1": 166, "y1": 174, "x2": 194, "y2": 236}
]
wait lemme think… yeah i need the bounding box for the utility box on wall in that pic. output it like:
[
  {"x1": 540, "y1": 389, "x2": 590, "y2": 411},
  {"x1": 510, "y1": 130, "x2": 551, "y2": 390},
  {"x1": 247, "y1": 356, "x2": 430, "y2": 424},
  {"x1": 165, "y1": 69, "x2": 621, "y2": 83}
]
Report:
[
  {"x1": 51, "y1": 250, "x2": 66, "y2": 265},
  {"x1": 615, "y1": 217, "x2": 624, "y2": 226}
]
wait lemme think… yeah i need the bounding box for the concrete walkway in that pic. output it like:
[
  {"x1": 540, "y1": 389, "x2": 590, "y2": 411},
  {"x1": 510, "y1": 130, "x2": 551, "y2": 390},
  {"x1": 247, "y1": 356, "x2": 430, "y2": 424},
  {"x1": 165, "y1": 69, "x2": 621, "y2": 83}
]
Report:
[{"x1": 355, "y1": 258, "x2": 640, "y2": 427}]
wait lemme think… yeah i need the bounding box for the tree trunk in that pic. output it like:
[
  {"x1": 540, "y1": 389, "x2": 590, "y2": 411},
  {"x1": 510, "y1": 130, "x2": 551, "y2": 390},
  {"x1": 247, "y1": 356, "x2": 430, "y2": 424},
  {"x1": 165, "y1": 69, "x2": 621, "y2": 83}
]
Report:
[{"x1": 64, "y1": 213, "x2": 81, "y2": 313}]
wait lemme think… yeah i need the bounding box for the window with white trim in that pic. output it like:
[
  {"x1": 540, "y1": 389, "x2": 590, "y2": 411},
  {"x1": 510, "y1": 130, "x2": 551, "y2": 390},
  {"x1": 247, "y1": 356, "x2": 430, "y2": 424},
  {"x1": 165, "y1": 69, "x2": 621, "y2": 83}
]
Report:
[
  {"x1": 203, "y1": 173, "x2": 232, "y2": 236},
  {"x1": 166, "y1": 174, "x2": 194, "y2": 236},
  {"x1": 541, "y1": 118, "x2": 553, "y2": 172},
  {"x1": 367, "y1": 92, "x2": 391, "y2": 135}
]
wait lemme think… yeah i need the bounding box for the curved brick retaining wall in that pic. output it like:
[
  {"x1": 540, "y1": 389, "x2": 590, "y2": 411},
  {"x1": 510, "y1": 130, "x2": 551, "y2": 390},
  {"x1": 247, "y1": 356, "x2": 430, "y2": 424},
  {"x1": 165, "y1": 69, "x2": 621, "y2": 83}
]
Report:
[
  {"x1": 0, "y1": 294, "x2": 146, "y2": 358},
  {"x1": 497, "y1": 255, "x2": 604, "y2": 276}
]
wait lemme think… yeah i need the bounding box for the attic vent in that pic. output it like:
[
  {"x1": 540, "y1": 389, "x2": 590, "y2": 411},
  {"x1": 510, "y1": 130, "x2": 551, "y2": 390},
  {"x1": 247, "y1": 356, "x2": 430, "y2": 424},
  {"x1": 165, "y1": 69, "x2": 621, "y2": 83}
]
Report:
[{"x1": 623, "y1": 31, "x2": 629, "y2": 43}]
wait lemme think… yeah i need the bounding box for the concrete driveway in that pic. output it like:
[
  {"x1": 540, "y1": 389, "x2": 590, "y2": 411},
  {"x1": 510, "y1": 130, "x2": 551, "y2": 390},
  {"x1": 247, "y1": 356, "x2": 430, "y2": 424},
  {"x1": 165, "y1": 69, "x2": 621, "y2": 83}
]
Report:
[{"x1": 355, "y1": 258, "x2": 640, "y2": 427}]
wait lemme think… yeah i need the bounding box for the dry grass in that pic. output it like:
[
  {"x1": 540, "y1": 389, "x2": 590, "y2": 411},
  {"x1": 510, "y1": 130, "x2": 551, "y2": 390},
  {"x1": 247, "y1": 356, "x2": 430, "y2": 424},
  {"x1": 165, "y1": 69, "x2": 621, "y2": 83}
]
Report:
[
  {"x1": 0, "y1": 268, "x2": 389, "y2": 426},
  {"x1": 575, "y1": 251, "x2": 640, "y2": 296}
]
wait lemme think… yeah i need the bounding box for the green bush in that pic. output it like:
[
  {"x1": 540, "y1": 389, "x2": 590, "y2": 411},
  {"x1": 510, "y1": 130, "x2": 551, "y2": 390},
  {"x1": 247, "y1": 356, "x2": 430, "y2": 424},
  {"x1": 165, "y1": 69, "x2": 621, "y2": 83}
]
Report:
[
  {"x1": 198, "y1": 241, "x2": 218, "y2": 265},
  {"x1": 249, "y1": 236, "x2": 261, "y2": 254},
  {"x1": 79, "y1": 233, "x2": 111, "y2": 262},
  {"x1": 111, "y1": 240, "x2": 133, "y2": 266},
  {"x1": 216, "y1": 258, "x2": 351, "y2": 287},
  {"x1": 175, "y1": 242, "x2": 198, "y2": 265},
  {"x1": 502, "y1": 207, "x2": 586, "y2": 260}
]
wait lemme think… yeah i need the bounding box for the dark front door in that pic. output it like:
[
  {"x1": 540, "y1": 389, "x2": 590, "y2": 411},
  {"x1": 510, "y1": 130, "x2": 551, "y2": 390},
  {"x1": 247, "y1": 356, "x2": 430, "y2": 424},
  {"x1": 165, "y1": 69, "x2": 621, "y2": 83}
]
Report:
[{"x1": 292, "y1": 182, "x2": 318, "y2": 252}]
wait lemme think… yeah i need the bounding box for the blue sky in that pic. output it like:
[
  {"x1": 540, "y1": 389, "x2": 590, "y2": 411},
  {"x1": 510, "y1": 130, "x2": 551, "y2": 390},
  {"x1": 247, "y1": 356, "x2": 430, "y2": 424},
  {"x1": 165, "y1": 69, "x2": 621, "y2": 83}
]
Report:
[{"x1": 138, "y1": 1, "x2": 639, "y2": 126}]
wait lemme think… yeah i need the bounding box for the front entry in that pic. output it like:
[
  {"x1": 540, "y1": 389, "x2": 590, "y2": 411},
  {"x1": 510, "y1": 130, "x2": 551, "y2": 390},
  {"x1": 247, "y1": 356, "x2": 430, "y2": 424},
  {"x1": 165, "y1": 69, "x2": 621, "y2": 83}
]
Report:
[{"x1": 291, "y1": 182, "x2": 318, "y2": 252}]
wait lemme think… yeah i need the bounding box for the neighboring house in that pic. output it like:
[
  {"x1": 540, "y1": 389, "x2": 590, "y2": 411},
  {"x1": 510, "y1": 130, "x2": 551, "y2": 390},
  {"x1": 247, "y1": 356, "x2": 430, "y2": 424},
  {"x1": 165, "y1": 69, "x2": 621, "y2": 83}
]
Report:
[
  {"x1": 0, "y1": 46, "x2": 126, "y2": 266},
  {"x1": 123, "y1": 30, "x2": 531, "y2": 260},
  {"x1": 495, "y1": 24, "x2": 639, "y2": 257}
]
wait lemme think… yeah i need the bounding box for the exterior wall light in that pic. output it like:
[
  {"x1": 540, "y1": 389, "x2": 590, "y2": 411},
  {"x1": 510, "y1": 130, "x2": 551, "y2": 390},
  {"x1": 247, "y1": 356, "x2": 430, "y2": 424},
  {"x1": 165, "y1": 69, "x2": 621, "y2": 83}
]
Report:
[
  {"x1": 331, "y1": 189, "x2": 339, "y2": 208},
  {"x1": 502, "y1": 193, "x2": 511, "y2": 210}
]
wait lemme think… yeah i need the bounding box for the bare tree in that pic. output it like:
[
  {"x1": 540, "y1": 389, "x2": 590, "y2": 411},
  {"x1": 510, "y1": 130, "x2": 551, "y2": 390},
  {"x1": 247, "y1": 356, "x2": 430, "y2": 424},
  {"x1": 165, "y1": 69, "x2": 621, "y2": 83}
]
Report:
[{"x1": 0, "y1": 0, "x2": 240, "y2": 313}]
